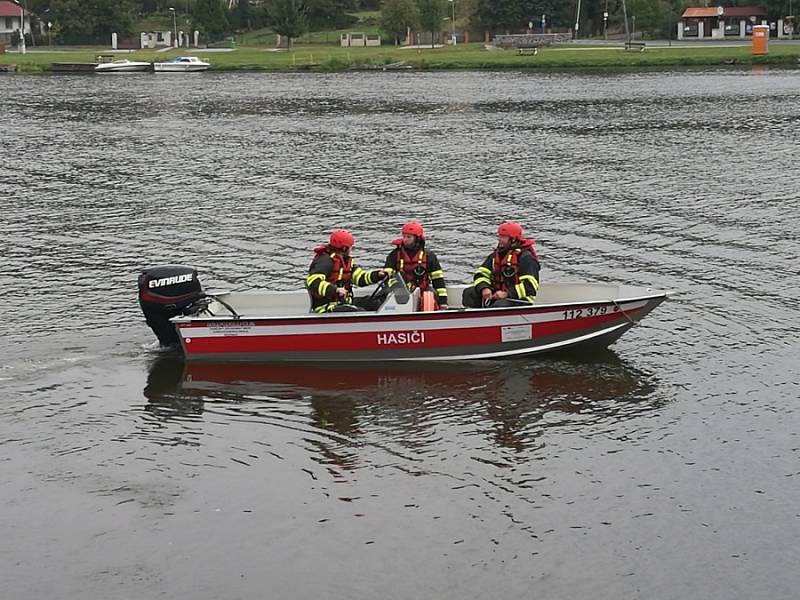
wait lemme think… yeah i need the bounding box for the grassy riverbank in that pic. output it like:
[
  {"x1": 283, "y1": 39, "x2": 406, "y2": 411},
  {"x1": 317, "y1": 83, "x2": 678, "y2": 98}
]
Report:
[{"x1": 3, "y1": 42, "x2": 800, "y2": 73}]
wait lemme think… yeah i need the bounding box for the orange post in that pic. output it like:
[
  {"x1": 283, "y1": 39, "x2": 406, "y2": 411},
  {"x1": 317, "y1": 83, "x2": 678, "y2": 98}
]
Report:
[{"x1": 752, "y1": 25, "x2": 769, "y2": 55}]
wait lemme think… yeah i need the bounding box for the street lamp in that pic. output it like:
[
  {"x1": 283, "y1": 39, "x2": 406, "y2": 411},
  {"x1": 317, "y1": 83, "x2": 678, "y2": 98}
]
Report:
[
  {"x1": 574, "y1": 0, "x2": 581, "y2": 39},
  {"x1": 622, "y1": 0, "x2": 630, "y2": 43},
  {"x1": 169, "y1": 7, "x2": 178, "y2": 48},
  {"x1": 448, "y1": 0, "x2": 455, "y2": 45},
  {"x1": 47, "y1": 21, "x2": 51, "y2": 47},
  {"x1": 603, "y1": 11, "x2": 608, "y2": 40},
  {"x1": 13, "y1": 0, "x2": 26, "y2": 54}
]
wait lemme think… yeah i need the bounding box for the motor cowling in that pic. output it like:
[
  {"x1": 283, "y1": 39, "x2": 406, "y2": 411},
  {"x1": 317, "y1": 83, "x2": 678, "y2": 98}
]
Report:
[{"x1": 138, "y1": 265, "x2": 204, "y2": 348}]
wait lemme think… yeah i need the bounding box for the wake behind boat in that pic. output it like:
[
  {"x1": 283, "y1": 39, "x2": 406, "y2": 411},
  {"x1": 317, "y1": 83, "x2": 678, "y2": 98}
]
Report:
[
  {"x1": 152, "y1": 56, "x2": 211, "y2": 72},
  {"x1": 138, "y1": 266, "x2": 670, "y2": 362}
]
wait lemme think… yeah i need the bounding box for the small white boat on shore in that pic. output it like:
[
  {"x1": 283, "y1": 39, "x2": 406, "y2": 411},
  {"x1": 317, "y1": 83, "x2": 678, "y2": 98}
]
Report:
[
  {"x1": 94, "y1": 59, "x2": 152, "y2": 73},
  {"x1": 152, "y1": 56, "x2": 211, "y2": 72}
]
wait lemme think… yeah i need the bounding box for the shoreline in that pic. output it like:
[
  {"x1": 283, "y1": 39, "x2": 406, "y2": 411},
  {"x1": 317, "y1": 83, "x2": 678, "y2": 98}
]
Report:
[{"x1": 3, "y1": 41, "x2": 800, "y2": 73}]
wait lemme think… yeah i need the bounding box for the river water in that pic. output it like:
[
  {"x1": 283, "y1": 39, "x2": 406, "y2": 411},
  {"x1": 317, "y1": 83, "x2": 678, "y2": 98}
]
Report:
[{"x1": 1, "y1": 68, "x2": 799, "y2": 599}]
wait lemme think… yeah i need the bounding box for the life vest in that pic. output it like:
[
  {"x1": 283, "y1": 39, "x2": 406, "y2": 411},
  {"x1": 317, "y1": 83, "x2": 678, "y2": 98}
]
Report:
[
  {"x1": 312, "y1": 245, "x2": 352, "y2": 295},
  {"x1": 491, "y1": 239, "x2": 538, "y2": 291},
  {"x1": 392, "y1": 240, "x2": 429, "y2": 291}
]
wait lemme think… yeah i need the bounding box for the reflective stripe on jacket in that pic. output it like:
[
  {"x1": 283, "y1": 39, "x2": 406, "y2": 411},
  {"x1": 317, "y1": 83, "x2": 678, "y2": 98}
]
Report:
[
  {"x1": 306, "y1": 245, "x2": 381, "y2": 313},
  {"x1": 384, "y1": 242, "x2": 448, "y2": 302},
  {"x1": 472, "y1": 240, "x2": 540, "y2": 303}
]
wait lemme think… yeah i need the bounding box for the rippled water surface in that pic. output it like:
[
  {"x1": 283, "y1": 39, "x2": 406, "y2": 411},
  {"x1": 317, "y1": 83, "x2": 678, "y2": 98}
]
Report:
[{"x1": 1, "y1": 69, "x2": 799, "y2": 599}]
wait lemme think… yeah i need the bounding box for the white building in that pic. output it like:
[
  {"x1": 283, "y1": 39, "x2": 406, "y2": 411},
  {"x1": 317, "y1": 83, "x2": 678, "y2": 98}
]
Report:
[
  {"x1": 0, "y1": 0, "x2": 32, "y2": 45},
  {"x1": 678, "y1": 6, "x2": 768, "y2": 40}
]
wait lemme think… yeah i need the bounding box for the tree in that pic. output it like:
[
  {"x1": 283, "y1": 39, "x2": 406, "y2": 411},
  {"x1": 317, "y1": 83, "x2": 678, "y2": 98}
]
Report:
[
  {"x1": 47, "y1": 0, "x2": 136, "y2": 44},
  {"x1": 229, "y1": 0, "x2": 252, "y2": 30},
  {"x1": 379, "y1": 0, "x2": 418, "y2": 45},
  {"x1": 416, "y1": 0, "x2": 445, "y2": 47},
  {"x1": 270, "y1": 0, "x2": 307, "y2": 47},
  {"x1": 306, "y1": 0, "x2": 355, "y2": 19},
  {"x1": 194, "y1": 0, "x2": 229, "y2": 42},
  {"x1": 624, "y1": 0, "x2": 670, "y2": 37},
  {"x1": 95, "y1": 0, "x2": 135, "y2": 36},
  {"x1": 475, "y1": 0, "x2": 521, "y2": 32}
]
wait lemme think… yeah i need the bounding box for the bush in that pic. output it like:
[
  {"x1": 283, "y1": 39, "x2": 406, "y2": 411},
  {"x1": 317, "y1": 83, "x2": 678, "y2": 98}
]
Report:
[{"x1": 320, "y1": 55, "x2": 350, "y2": 71}]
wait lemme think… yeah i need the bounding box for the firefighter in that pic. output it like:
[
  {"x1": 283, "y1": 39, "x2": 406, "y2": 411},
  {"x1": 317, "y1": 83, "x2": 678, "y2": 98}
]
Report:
[
  {"x1": 462, "y1": 221, "x2": 540, "y2": 308},
  {"x1": 306, "y1": 229, "x2": 387, "y2": 313},
  {"x1": 383, "y1": 221, "x2": 449, "y2": 309}
]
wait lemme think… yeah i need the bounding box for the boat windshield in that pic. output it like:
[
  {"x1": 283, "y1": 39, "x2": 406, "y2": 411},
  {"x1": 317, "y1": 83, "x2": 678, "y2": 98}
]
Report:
[{"x1": 385, "y1": 274, "x2": 410, "y2": 304}]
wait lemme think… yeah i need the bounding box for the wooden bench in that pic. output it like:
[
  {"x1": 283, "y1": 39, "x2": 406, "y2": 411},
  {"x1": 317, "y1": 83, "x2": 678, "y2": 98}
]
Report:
[
  {"x1": 624, "y1": 41, "x2": 646, "y2": 52},
  {"x1": 95, "y1": 54, "x2": 116, "y2": 63}
]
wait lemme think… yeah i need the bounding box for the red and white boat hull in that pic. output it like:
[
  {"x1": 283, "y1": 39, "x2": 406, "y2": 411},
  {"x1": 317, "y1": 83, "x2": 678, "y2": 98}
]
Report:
[{"x1": 173, "y1": 289, "x2": 666, "y2": 362}]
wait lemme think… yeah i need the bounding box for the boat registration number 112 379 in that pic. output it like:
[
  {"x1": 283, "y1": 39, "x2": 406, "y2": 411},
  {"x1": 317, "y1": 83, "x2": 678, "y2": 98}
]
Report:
[{"x1": 563, "y1": 305, "x2": 610, "y2": 320}]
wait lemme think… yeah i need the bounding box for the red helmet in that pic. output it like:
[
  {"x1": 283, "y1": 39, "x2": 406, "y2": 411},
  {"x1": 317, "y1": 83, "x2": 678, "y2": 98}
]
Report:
[
  {"x1": 401, "y1": 221, "x2": 425, "y2": 239},
  {"x1": 497, "y1": 221, "x2": 523, "y2": 239},
  {"x1": 329, "y1": 229, "x2": 354, "y2": 249}
]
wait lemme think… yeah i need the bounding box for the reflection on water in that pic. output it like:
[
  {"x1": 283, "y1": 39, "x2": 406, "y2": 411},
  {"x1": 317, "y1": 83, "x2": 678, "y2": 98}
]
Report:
[{"x1": 143, "y1": 352, "x2": 661, "y2": 455}]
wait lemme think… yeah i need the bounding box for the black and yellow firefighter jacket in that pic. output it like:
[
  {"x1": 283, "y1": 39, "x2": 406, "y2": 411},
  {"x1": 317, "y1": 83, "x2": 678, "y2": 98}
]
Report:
[
  {"x1": 472, "y1": 240, "x2": 541, "y2": 303},
  {"x1": 306, "y1": 246, "x2": 383, "y2": 313}
]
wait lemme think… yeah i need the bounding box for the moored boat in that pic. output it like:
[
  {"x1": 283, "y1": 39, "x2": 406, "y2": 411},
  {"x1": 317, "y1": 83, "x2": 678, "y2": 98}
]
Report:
[
  {"x1": 94, "y1": 59, "x2": 152, "y2": 73},
  {"x1": 138, "y1": 266, "x2": 670, "y2": 362},
  {"x1": 152, "y1": 56, "x2": 211, "y2": 72}
]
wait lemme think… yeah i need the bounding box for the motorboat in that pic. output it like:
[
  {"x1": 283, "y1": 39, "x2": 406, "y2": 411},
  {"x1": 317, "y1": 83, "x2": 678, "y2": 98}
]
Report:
[
  {"x1": 152, "y1": 56, "x2": 211, "y2": 72},
  {"x1": 138, "y1": 265, "x2": 670, "y2": 362},
  {"x1": 94, "y1": 59, "x2": 152, "y2": 73}
]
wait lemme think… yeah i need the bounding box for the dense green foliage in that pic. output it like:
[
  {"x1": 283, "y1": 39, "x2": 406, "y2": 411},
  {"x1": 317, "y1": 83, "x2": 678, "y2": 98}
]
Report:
[
  {"x1": 270, "y1": 0, "x2": 308, "y2": 45},
  {"x1": 194, "y1": 0, "x2": 229, "y2": 40},
  {"x1": 379, "y1": 0, "x2": 418, "y2": 44},
  {"x1": 16, "y1": 0, "x2": 799, "y2": 46},
  {"x1": 28, "y1": 0, "x2": 136, "y2": 43},
  {"x1": 416, "y1": 0, "x2": 446, "y2": 45}
]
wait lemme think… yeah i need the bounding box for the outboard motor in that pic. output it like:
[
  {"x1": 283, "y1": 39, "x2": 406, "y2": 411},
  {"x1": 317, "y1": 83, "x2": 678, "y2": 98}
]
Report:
[{"x1": 138, "y1": 265, "x2": 205, "y2": 348}]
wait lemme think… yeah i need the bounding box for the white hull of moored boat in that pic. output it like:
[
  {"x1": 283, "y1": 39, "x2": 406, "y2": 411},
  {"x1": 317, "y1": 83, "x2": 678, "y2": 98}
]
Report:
[
  {"x1": 94, "y1": 60, "x2": 152, "y2": 73},
  {"x1": 152, "y1": 57, "x2": 210, "y2": 72}
]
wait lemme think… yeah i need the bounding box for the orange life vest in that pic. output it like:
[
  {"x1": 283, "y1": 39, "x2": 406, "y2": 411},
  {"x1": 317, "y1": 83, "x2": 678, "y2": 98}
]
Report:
[
  {"x1": 392, "y1": 241, "x2": 429, "y2": 291},
  {"x1": 492, "y1": 239, "x2": 538, "y2": 291}
]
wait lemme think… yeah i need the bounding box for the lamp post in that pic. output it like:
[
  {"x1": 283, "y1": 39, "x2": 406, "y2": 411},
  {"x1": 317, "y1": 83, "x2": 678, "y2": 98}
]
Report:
[
  {"x1": 603, "y1": 11, "x2": 608, "y2": 40},
  {"x1": 47, "y1": 21, "x2": 51, "y2": 47},
  {"x1": 14, "y1": 0, "x2": 26, "y2": 54},
  {"x1": 622, "y1": 0, "x2": 630, "y2": 43},
  {"x1": 448, "y1": 0, "x2": 455, "y2": 45},
  {"x1": 574, "y1": 0, "x2": 581, "y2": 39},
  {"x1": 169, "y1": 7, "x2": 178, "y2": 48}
]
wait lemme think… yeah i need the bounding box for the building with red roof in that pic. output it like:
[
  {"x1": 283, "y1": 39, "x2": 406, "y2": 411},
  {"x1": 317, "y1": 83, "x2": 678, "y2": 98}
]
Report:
[
  {"x1": 0, "y1": 0, "x2": 32, "y2": 45},
  {"x1": 676, "y1": 6, "x2": 794, "y2": 40}
]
